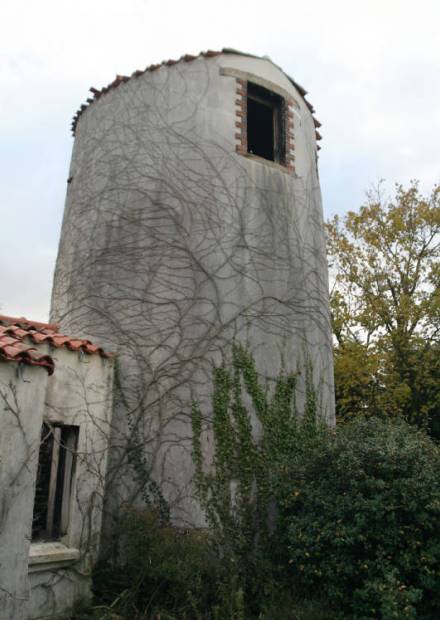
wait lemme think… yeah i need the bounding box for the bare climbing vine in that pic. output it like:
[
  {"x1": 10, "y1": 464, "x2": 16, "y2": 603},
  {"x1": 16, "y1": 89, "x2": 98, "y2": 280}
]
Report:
[{"x1": 50, "y1": 57, "x2": 333, "y2": 533}]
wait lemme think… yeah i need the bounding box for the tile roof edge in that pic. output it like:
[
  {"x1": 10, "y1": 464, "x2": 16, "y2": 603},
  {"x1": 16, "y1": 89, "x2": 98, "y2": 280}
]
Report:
[
  {"x1": 0, "y1": 348, "x2": 55, "y2": 376},
  {"x1": 71, "y1": 48, "x2": 321, "y2": 141},
  {"x1": 0, "y1": 315, "x2": 114, "y2": 360},
  {"x1": 0, "y1": 314, "x2": 59, "y2": 332}
]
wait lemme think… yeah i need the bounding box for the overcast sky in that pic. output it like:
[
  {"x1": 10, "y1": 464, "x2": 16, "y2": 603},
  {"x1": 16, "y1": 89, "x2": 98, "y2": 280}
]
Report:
[{"x1": 1, "y1": 0, "x2": 439, "y2": 322}]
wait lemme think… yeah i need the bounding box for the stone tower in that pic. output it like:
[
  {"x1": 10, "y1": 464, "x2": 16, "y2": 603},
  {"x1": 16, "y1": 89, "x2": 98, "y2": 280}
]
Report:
[{"x1": 51, "y1": 49, "x2": 334, "y2": 526}]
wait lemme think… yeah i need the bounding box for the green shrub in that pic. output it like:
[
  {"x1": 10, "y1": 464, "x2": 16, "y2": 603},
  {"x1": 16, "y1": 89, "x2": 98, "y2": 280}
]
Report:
[
  {"x1": 88, "y1": 508, "x2": 298, "y2": 619},
  {"x1": 91, "y1": 509, "x2": 217, "y2": 619},
  {"x1": 283, "y1": 417, "x2": 440, "y2": 619}
]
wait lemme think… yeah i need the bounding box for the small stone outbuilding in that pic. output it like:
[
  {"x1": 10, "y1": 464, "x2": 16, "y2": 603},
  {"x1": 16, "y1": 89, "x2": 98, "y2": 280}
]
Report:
[{"x1": 0, "y1": 315, "x2": 114, "y2": 619}]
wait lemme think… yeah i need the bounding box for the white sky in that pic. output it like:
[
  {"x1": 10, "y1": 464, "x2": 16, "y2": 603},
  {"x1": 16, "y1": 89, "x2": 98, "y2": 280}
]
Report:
[{"x1": 1, "y1": 0, "x2": 439, "y2": 322}]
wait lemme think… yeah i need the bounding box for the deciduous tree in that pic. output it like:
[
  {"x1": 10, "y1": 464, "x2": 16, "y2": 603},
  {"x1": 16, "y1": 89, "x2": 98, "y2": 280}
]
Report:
[{"x1": 327, "y1": 181, "x2": 440, "y2": 432}]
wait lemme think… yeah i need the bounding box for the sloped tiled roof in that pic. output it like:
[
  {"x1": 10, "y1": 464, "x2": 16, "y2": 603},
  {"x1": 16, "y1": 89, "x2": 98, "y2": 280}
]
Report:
[
  {"x1": 0, "y1": 315, "x2": 112, "y2": 376},
  {"x1": 71, "y1": 48, "x2": 322, "y2": 145}
]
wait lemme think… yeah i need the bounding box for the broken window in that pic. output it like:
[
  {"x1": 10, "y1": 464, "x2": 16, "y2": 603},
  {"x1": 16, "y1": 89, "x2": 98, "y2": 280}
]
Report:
[
  {"x1": 247, "y1": 82, "x2": 286, "y2": 164},
  {"x1": 32, "y1": 423, "x2": 79, "y2": 541}
]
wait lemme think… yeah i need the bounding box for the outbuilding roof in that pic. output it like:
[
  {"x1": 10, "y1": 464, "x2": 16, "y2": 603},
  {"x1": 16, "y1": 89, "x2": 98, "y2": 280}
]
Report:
[
  {"x1": 71, "y1": 48, "x2": 322, "y2": 143},
  {"x1": 0, "y1": 315, "x2": 112, "y2": 376}
]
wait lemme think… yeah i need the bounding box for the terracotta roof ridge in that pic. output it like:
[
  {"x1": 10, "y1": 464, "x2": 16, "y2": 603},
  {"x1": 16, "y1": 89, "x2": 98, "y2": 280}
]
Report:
[
  {"x1": 0, "y1": 314, "x2": 113, "y2": 377},
  {"x1": 0, "y1": 344, "x2": 55, "y2": 376},
  {"x1": 70, "y1": 49, "x2": 321, "y2": 142},
  {"x1": 0, "y1": 314, "x2": 59, "y2": 332}
]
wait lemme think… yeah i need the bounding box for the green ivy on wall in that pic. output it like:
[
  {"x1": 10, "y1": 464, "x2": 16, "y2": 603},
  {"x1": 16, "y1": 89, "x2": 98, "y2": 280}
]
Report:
[{"x1": 191, "y1": 342, "x2": 322, "y2": 614}]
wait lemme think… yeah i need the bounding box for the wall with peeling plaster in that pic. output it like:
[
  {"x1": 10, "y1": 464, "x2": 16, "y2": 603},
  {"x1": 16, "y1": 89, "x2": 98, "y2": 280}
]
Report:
[{"x1": 51, "y1": 52, "x2": 335, "y2": 529}]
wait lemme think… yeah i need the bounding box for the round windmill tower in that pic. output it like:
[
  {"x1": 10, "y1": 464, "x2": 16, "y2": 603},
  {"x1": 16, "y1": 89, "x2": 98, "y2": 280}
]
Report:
[{"x1": 51, "y1": 49, "x2": 334, "y2": 525}]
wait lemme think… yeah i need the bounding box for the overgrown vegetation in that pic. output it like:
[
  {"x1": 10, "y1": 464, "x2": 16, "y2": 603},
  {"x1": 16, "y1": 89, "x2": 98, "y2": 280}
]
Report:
[
  {"x1": 78, "y1": 511, "x2": 217, "y2": 619},
  {"x1": 284, "y1": 417, "x2": 440, "y2": 619},
  {"x1": 190, "y1": 343, "x2": 322, "y2": 617},
  {"x1": 76, "y1": 344, "x2": 440, "y2": 619}
]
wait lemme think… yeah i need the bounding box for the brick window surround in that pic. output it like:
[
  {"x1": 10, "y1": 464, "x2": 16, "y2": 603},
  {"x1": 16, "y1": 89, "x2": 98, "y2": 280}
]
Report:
[{"x1": 234, "y1": 78, "x2": 295, "y2": 173}]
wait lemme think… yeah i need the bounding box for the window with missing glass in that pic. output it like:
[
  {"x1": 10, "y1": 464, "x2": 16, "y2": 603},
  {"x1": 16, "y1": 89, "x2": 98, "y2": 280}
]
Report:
[
  {"x1": 32, "y1": 423, "x2": 79, "y2": 541},
  {"x1": 246, "y1": 82, "x2": 286, "y2": 164}
]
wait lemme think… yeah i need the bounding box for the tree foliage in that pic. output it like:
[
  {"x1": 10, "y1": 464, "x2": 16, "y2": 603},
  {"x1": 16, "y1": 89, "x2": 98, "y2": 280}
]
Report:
[{"x1": 327, "y1": 181, "x2": 440, "y2": 431}]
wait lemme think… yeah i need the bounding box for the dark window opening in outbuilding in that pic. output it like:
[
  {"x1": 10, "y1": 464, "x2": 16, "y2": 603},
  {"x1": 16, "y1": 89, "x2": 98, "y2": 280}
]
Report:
[
  {"x1": 32, "y1": 423, "x2": 78, "y2": 541},
  {"x1": 247, "y1": 82, "x2": 285, "y2": 164}
]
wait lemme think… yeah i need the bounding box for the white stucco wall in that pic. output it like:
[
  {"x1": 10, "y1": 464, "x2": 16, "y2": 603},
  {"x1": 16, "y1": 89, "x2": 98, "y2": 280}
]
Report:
[
  {"x1": 0, "y1": 346, "x2": 113, "y2": 619},
  {"x1": 0, "y1": 363, "x2": 48, "y2": 620},
  {"x1": 28, "y1": 347, "x2": 114, "y2": 619},
  {"x1": 50, "y1": 52, "x2": 334, "y2": 528}
]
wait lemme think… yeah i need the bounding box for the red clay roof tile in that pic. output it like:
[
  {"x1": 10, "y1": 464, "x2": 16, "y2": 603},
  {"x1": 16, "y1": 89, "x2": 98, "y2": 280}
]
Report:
[
  {"x1": 0, "y1": 315, "x2": 113, "y2": 376},
  {"x1": 71, "y1": 49, "x2": 321, "y2": 142}
]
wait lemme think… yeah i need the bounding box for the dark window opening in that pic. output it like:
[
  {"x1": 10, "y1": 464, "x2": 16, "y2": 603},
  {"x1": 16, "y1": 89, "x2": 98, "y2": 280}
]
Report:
[
  {"x1": 32, "y1": 423, "x2": 78, "y2": 541},
  {"x1": 247, "y1": 82, "x2": 285, "y2": 164}
]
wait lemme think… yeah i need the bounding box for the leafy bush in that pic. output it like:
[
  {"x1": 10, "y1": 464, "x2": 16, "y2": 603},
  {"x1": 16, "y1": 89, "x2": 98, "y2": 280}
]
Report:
[
  {"x1": 283, "y1": 417, "x2": 440, "y2": 619},
  {"x1": 82, "y1": 508, "x2": 323, "y2": 620},
  {"x1": 88, "y1": 509, "x2": 219, "y2": 619}
]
